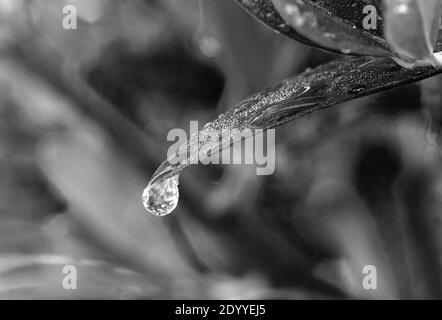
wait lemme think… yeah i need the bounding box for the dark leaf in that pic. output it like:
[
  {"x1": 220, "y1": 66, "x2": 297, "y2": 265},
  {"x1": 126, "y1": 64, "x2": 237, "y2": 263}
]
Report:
[
  {"x1": 236, "y1": 0, "x2": 393, "y2": 56},
  {"x1": 152, "y1": 55, "x2": 442, "y2": 183},
  {"x1": 272, "y1": 0, "x2": 392, "y2": 56}
]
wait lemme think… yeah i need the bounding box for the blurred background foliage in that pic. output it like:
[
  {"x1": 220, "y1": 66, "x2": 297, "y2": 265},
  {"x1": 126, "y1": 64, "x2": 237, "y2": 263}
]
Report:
[{"x1": 0, "y1": 0, "x2": 441, "y2": 299}]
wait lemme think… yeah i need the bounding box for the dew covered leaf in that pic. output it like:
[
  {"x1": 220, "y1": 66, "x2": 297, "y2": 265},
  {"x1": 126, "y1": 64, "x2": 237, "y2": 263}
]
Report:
[
  {"x1": 217, "y1": 56, "x2": 441, "y2": 130},
  {"x1": 307, "y1": 0, "x2": 386, "y2": 39},
  {"x1": 383, "y1": 0, "x2": 441, "y2": 67},
  {"x1": 152, "y1": 55, "x2": 442, "y2": 184},
  {"x1": 234, "y1": 0, "x2": 341, "y2": 53},
  {"x1": 236, "y1": 0, "x2": 392, "y2": 55},
  {"x1": 270, "y1": 0, "x2": 392, "y2": 56},
  {"x1": 236, "y1": 0, "x2": 442, "y2": 59}
]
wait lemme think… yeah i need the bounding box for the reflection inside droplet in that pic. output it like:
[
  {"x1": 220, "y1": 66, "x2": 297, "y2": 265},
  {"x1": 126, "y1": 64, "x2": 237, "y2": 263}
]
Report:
[{"x1": 142, "y1": 175, "x2": 179, "y2": 216}]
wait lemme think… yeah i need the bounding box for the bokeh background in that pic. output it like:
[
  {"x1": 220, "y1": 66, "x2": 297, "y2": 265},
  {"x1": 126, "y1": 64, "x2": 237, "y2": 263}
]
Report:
[{"x1": 0, "y1": 0, "x2": 441, "y2": 299}]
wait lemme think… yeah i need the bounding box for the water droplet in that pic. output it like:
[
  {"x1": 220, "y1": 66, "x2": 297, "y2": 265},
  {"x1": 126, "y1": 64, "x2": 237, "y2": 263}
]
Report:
[
  {"x1": 142, "y1": 176, "x2": 179, "y2": 216},
  {"x1": 347, "y1": 84, "x2": 366, "y2": 94},
  {"x1": 283, "y1": 3, "x2": 306, "y2": 27},
  {"x1": 324, "y1": 32, "x2": 336, "y2": 39}
]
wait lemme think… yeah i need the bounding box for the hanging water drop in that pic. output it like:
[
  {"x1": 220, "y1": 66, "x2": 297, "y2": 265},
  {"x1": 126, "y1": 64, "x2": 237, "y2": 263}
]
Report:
[
  {"x1": 142, "y1": 175, "x2": 179, "y2": 216},
  {"x1": 139, "y1": 51, "x2": 442, "y2": 218}
]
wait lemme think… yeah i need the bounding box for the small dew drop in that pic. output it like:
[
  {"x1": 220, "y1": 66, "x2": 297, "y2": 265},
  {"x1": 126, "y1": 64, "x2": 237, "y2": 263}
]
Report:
[
  {"x1": 142, "y1": 176, "x2": 179, "y2": 216},
  {"x1": 347, "y1": 85, "x2": 366, "y2": 94},
  {"x1": 284, "y1": 3, "x2": 306, "y2": 27},
  {"x1": 324, "y1": 32, "x2": 336, "y2": 39}
]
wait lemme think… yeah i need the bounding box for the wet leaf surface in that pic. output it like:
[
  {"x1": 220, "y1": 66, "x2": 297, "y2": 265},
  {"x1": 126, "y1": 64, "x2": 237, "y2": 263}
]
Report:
[
  {"x1": 237, "y1": 0, "x2": 442, "y2": 62},
  {"x1": 151, "y1": 55, "x2": 442, "y2": 185},
  {"x1": 235, "y1": 0, "x2": 336, "y2": 52},
  {"x1": 272, "y1": 0, "x2": 392, "y2": 56},
  {"x1": 236, "y1": 0, "x2": 392, "y2": 55}
]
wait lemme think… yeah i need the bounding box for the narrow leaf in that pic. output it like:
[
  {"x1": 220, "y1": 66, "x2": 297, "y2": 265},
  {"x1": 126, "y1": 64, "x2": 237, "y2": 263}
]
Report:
[
  {"x1": 271, "y1": 0, "x2": 392, "y2": 56},
  {"x1": 235, "y1": 0, "x2": 340, "y2": 53},
  {"x1": 151, "y1": 55, "x2": 442, "y2": 184}
]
